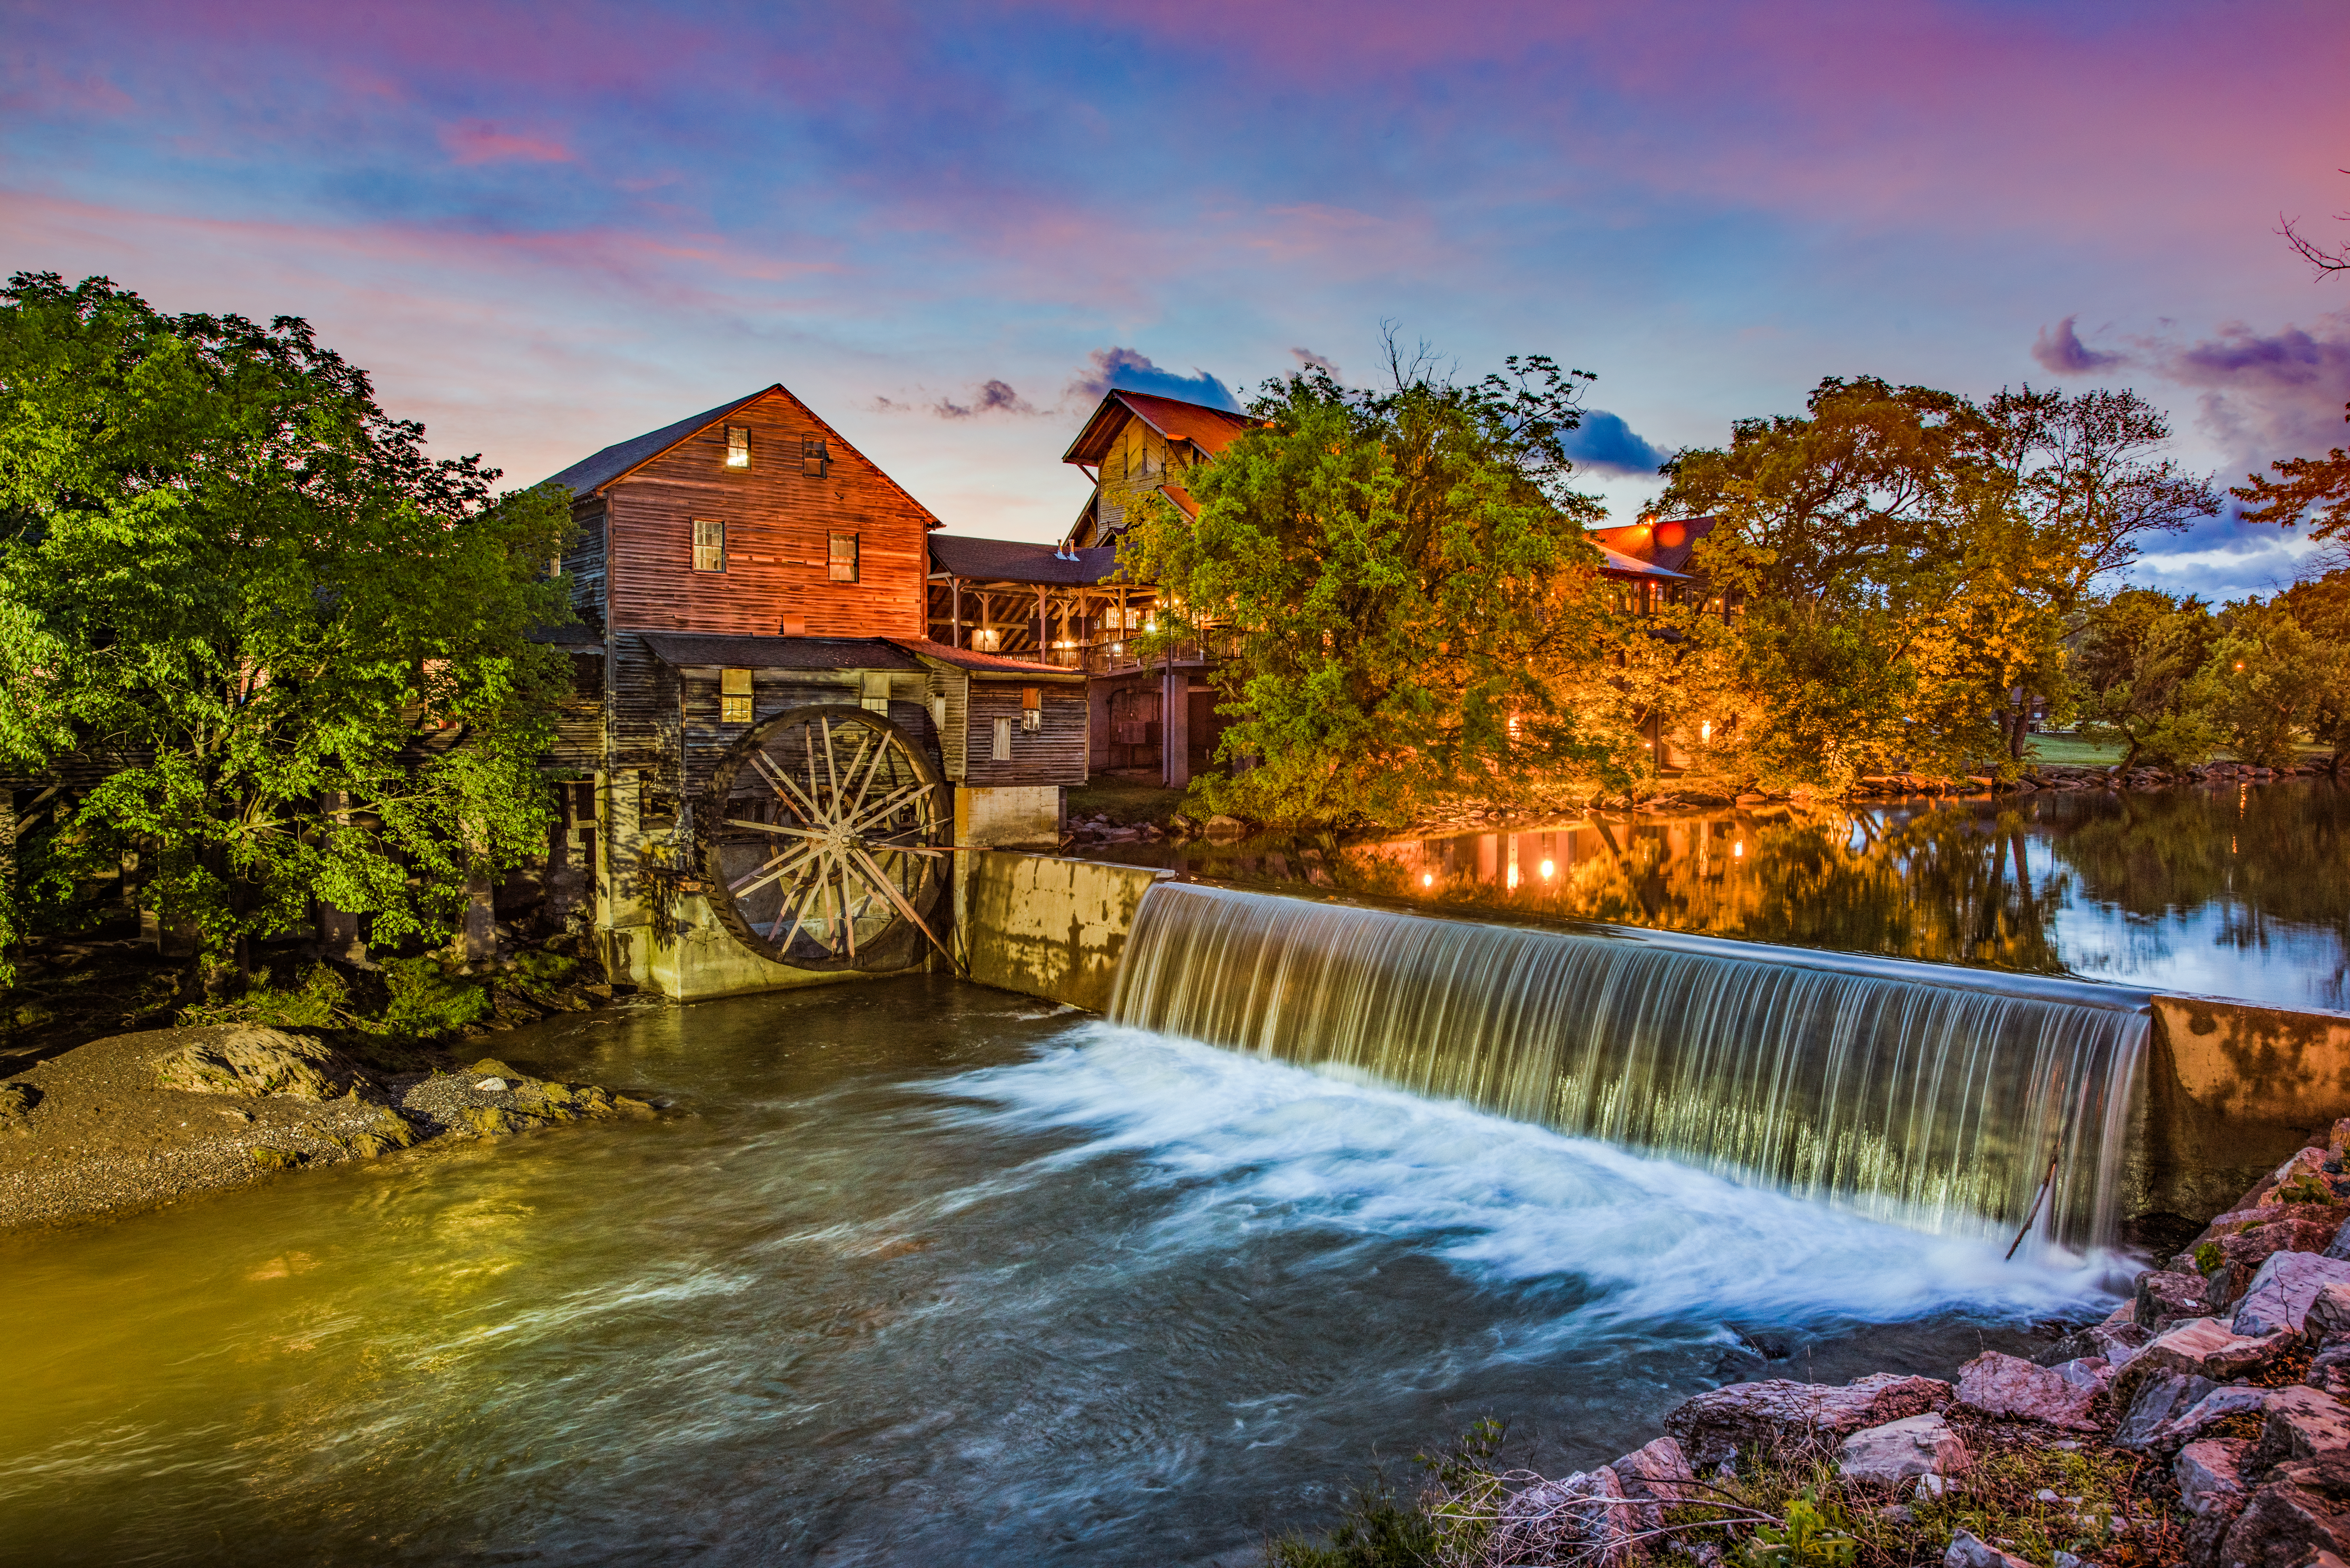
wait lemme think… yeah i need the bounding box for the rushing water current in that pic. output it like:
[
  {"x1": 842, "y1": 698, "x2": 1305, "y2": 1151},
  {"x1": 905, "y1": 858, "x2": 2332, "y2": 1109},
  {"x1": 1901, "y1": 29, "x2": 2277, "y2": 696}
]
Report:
[
  {"x1": 2, "y1": 980, "x2": 2117, "y2": 1566},
  {"x1": 1113, "y1": 884, "x2": 2148, "y2": 1250}
]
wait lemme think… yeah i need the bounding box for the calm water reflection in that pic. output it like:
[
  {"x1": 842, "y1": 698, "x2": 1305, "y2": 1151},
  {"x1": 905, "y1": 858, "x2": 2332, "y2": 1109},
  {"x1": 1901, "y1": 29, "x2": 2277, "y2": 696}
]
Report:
[{"x1": 1106, "y1": 780, "x2": 2350, "y2": 1013}]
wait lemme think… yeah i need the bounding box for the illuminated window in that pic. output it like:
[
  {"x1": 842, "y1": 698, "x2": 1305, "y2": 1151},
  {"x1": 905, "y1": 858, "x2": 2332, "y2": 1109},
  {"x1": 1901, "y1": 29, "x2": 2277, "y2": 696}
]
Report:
[
  {"x1": 692, "y1": 519, "x2": 725, "y2": 573},
  {"x1": 992, "y1": 716, "x2": 1012, "y2": 761},
  {"x1": 720, "y1": 667, "x2": 752, "y2": 724},
  {"x1": 1021, "y1": 686, "x2": 1042, "y2": 732},
  {"x1": 829, "y1": 533, "x2": 859, "y2": 583},
  {"x1": 801, "y1": 436, "x2": 829, "y2": 477},
  {"x1": 725, "y1": 426, "x2": 750, "y2": 468}
]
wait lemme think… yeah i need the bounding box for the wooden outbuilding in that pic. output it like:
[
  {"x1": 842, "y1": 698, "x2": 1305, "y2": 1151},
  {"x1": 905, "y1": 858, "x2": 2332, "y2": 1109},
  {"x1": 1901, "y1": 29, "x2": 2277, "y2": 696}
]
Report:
[{"x1": 543, "y1": 385, "x2": 1084, "y2": 998}]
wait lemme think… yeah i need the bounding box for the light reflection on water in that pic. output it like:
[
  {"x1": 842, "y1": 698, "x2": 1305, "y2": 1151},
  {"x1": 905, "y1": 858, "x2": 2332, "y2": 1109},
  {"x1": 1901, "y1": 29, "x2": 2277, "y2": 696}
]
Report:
[
  {"x1": 0, "y1": 983, "x2": 2109, "y2": 1566},
  {"x1": 1101, "y1": 779, "x2": 2350, "y2": 1012}
]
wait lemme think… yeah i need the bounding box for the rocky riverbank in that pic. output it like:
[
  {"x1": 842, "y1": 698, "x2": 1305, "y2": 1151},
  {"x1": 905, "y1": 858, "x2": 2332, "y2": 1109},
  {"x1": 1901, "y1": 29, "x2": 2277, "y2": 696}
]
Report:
[
  {"x1": 1275, "y1": 1127, "x2": 2350, "y2": 1568},
  {"x1": 0, "y1": 1023, "x2": 659, "y2": 1231}
]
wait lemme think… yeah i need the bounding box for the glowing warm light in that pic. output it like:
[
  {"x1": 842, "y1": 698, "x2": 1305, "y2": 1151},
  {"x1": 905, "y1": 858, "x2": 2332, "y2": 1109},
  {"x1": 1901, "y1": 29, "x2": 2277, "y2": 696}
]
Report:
[
  {"x1": 1539, "y1": 859, "x2": 1554, "y2": 878},
  {"x1": 1111, "y1": 641, "x2": 1124, "y2": 656},
  {"x1": 1421, "y1": 872, "x2": 1434, "y2": 887},
  {"x1": 1506, "y1": 865, "x2": 1519, "y2": 889},
  {"x1": 1733, "y1": 841, "x2": 1744, "y2": 858},
  {"x1": 1699, "y1": 720, "x2": 1712, "y2": 743}
]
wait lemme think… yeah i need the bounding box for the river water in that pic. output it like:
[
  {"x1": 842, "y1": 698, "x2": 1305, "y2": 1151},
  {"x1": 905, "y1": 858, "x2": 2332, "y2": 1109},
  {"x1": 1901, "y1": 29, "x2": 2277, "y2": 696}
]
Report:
[
  {"x1": 2, "y1": 980, "x2": 2114, "y2": 1566},
  {"x1": 1100, "y1": 778, "x2": 2350, "y2": 1014}
]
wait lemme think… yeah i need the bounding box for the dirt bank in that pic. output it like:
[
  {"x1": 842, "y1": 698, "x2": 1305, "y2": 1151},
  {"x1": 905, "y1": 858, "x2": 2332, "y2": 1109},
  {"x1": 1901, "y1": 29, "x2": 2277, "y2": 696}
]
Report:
[{"x1": 0, "y1": 1024, "x2": 658, "y2": 1232}]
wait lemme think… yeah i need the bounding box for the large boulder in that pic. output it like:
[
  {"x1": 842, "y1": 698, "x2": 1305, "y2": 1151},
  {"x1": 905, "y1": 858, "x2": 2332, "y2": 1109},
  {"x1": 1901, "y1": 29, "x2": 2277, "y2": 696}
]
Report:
[
  {"x1": 2146, "y1": 1385, "x2": 2275, "y2": 1448},
  {"x1": 2253, "y1": 1387, "x2": 2350, "y2": 1472},
  {"x1": 2220, "y1": 1452, "x2": 2350, "y2": 1568},
  {"x1": 2119, "y1": 1318, "x2": 2294, "y2": 1403},
  {"x1": 1956, "y1": 1352, "x2": 2100, "y2": 1430},
  {"x1": 153, "y1": 1028, "x2": 369, "y2": 1101},
  {"x1": 1608, "y1": 1436, "x2": 1697, "y2": 1535},
  {"x1": 1491, "y1": 1466, "x2": 1634, "y2": 1568},
  {"x1": 2235, "y1": 1253, "x2": 2350, "y2": 1337},
  {"x1": 1664, "y1": 1374, "x2": 1952, "y2": 1468},
  {"x1": 1837, "y1": 1413, "x2": 1970, "y2": 1484}
]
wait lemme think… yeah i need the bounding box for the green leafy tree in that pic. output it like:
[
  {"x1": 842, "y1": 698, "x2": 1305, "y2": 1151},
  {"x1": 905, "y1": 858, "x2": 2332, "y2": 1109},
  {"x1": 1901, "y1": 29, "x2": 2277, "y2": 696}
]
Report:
[
  {"x1": 2188, "y1": 597, "x2": 2341, "y2": 768},
  {"x1": 1660, "y1": 378, "x2": 2215, "y2": 784},
  {"x1": 2071, "y1": 589, "x2": 2222, "y2": 770},
  {"x1": 1117, "y1": 351, "x2": 1615, "y2": 826},
  {"x1": 2278, "y1": 565, "x2": 2350, "y2": 773},
  {"x1": 0, "y1": 273, "x2": 574, "y2": 977}
]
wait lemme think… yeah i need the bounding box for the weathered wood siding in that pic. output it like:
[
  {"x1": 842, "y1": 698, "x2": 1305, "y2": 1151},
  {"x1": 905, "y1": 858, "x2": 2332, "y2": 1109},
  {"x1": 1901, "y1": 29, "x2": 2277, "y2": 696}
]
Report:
[
  {"x1": 563, "y1": 495, "x2": 610, "y2": 624},
  {"x1": 546, "y1": 650, "x2": 605, "y2": 772},
  {"x1": 964, "y1": 680, "x2": 1088, "y2": 787},
  {"x1": 668, "y1": 670, "x2": 942, "y2": 796},
  {"x1": 604, "y1": 389, "x2": 932, "y2": 639},
  {"x1": 926, "y1": 665, "x2": 969, "y2": 781}
]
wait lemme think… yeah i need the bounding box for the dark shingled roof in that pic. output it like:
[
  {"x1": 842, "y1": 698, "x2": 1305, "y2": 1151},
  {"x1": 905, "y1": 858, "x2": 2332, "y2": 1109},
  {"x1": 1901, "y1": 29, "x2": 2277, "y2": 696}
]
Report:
[
  {"x1": 637, "y1": 633, "x2": 925, "y2": 672},
  {"x1": 542, "y1": 392, "x2": 768, "y2": 497},
  {"x1": 929, "y1": 535, "x2": 1122, "y2": 586}
]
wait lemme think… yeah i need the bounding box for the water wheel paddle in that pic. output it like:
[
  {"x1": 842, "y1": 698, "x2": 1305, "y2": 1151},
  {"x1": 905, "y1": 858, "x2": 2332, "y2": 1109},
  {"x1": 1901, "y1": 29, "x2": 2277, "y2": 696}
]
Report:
[{"x1": 702, "y1": 704, "x2": 950, "y2": 972}]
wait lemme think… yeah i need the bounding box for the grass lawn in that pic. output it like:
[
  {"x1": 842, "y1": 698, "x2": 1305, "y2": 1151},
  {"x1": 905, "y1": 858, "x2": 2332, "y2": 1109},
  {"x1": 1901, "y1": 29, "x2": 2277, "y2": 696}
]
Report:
[
  {"x1": 1067, "y1": 774, "x2": 1192, "y2": 825},
  {"x1": 2023, "y1": 733, "x2": 2127, "y2": 766},
  {"x1": 2025, "y1": 732, "x2": 2339, "y2": 767}
]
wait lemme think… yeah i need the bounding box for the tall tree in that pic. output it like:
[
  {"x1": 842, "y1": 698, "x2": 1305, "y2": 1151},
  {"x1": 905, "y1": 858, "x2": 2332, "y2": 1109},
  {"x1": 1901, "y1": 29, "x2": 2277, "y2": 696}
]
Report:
[
  {"x1": 2071, "y1": 589, "x2": 2221, "y2": 771},
  {"x1": 0, "y1": 273, "x2": 574, "y2": 977},
  {"x1": 2188, "y1": 598, "x2": 2341, "y2": 769},
  {"x1": 1117, "y1": 354, "x2": 1614, "y2": 826}
]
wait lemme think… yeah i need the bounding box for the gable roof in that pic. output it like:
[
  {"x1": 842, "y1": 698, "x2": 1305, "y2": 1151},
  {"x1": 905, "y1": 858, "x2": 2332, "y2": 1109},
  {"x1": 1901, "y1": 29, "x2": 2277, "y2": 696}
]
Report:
[
  {"x1": 929, "y1": 534, "x2": 1122, "y2": 587},
  {"x1": 544, "y1": 391, "x2": 767, "y2": 498},
  {"x1": 1590, "y1": 516, "x2": 1720, "y2": 577},
  {"x1": 1062, "y1": 389, "x2": 1261, "y2": 467},
  {"x1": 540, "y1": 385, "x2": 943, "y2": 529}
]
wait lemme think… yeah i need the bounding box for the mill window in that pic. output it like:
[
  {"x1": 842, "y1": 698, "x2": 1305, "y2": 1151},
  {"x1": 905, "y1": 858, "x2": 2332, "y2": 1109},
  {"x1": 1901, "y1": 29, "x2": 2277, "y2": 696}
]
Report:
[
  {"x1": 720, "y1": 667, "x2": 752, "y2": 725},
  {"x1": 829, "y1": 533, "x2": 859, "y2": 583},
  {"x1": 692, "y1": 519, "x2": 725, "y2": 573},
  {"x1": 802, "y1": 436, "x2": 829, "y2": 477},
  {"x1": 725, "y1": 426, "x2": 750, "y2": 468},
  {"x1": 992, "y1": 716, "x2": 1012, "y2": 762},
  {"x1": 1021, "y1": 686, "x2": 1042, "y2": 733}
]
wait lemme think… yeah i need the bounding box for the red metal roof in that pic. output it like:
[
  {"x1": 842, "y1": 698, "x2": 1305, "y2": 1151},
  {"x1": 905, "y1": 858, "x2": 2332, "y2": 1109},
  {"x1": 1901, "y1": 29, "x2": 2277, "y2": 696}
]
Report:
[{"x1": 1061, "y1": 389, "x2": 1261, "y2": 467}]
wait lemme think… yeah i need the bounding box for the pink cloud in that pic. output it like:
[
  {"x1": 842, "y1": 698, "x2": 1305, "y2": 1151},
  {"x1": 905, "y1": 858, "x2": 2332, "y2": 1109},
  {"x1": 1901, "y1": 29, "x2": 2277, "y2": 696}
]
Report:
[{"x1": 440, "y1": 119, "x2": 573, "y2": 166}]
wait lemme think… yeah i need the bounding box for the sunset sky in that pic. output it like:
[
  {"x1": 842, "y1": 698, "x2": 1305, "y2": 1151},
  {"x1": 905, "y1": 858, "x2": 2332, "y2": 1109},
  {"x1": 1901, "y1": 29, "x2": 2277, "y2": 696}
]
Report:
[{"x1": 6, "y1": 0, "x2": 2349, "y2": 594}]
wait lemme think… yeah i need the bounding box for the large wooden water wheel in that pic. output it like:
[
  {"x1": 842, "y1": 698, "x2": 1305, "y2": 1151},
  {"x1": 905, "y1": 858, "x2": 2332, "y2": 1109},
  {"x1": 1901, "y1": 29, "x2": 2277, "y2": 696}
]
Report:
[{"x1": 701, "y1": 704, "x2": 951, "y2": 972}]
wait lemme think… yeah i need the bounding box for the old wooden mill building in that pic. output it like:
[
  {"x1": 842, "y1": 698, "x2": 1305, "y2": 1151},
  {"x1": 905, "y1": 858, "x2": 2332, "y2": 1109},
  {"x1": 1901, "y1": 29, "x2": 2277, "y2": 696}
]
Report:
[{"x1": 539, "y1": 381, "x2": 1699, "y2": 999}]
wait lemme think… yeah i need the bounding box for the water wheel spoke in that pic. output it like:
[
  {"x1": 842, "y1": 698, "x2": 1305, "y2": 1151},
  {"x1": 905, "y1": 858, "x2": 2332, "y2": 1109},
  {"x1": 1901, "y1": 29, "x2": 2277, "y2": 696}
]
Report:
[
  {"x1": 730, "y1": 841, "x2": 823, "y2": 898},
  {"x1": 725, "y1": 818, "x2": 819, "y2": 840},
  {"x1": 850, "y1": 846, "x2": 952, "y2": 962},
  {"x1": 849, "y1": 780, "x2": 929, "y2": 835},
  {"x1": 708, "y1": 703, "x2": 944, "y2": 973},
  {"x1": 751, "y1": 752, "x2": 822, "y2": 824}
]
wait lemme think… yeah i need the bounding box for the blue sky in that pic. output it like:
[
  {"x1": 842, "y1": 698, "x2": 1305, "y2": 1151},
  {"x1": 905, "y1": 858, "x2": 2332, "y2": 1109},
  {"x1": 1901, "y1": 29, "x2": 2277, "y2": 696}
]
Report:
[{"x1": 5, "y1": 0, "x2": 2348, "y2": 593}]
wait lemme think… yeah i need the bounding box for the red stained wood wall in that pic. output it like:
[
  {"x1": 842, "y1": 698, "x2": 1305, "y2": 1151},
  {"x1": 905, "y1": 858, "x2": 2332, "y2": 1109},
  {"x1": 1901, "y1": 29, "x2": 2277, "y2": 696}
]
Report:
[{"x1": 602, "y1": 388, "x2": 934, "y2": 638}]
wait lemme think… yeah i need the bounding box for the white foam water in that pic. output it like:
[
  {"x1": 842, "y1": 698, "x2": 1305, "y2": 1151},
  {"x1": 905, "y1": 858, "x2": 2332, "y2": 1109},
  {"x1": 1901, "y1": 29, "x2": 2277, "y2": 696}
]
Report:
[{"x1": 932, "y1": 1023, "x2": 2122, "y2": 1338}]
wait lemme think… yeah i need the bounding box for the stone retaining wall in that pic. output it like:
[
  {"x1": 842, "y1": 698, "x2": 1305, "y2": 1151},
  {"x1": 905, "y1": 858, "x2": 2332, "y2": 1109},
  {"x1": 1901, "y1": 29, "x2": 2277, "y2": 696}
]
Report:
[{"x1": 954, "y1": 852, "x2": 1172, "y2": 1014}]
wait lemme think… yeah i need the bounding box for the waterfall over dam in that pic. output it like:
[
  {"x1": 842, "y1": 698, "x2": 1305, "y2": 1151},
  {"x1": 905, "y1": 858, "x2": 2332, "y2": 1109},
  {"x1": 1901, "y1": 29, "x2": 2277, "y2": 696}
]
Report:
[{"x1": 1109, "y1": 882, "x2": 2150, "y2": 1251}]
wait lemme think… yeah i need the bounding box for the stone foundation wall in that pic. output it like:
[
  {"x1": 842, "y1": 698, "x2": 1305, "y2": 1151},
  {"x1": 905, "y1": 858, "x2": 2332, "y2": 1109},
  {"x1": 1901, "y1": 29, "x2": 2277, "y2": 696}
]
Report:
[{"x1": 955, "y1": 851, "x2": 1171, "y2": 1013}]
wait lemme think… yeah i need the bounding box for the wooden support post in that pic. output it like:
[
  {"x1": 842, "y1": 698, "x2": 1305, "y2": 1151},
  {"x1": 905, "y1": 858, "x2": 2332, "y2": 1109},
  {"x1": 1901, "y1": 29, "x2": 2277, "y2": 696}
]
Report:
[
  {"x1": 316, "y1": 790, "x2": 368, "y2": 965},
  {"x1": 951, "y1": 577, "x2": 962, "y2": 648}
]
